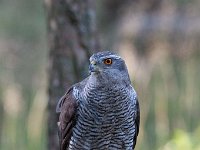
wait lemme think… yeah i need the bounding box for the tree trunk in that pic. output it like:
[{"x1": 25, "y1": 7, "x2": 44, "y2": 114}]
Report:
[{"x1": 45, "y1": 0, "x2": 99, "y2": 149}]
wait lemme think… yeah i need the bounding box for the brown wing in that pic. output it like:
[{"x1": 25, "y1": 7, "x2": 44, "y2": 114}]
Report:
[
  {"x1": 133, "y1": 97, "x2": 140, "y2": 149},
  {"x1": 56, "y1": 87, "x2": 78, "y2": 150}
]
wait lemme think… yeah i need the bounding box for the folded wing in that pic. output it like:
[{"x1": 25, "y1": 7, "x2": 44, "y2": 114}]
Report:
[{"x1": 56, "y1": 87, "x2": 78, "y2": 150}]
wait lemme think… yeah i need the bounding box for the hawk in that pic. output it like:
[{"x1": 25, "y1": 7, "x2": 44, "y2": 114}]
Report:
[{"x1": 56, "y1": 51, "x2": 140, "y2": 150}]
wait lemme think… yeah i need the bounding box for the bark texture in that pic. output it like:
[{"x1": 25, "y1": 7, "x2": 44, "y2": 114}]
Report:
[{"x1": 45, "y1": 0, "x2": 99, "y2": 149}]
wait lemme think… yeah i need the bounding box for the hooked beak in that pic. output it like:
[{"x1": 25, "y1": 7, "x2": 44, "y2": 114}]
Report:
[{"x1": 89, "y1": 61, "x2": 99, "y2": 74}]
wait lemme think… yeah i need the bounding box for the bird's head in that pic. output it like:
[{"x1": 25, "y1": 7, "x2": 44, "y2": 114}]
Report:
[{"x1": 89, "y1": 51, "x2": 130, "y2": 84}]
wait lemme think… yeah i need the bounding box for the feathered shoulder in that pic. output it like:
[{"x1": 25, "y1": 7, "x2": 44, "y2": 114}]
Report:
[
  {"x1": 56, "y1": 77, "x2": 89, "y2": 150},
  {"x1": 56, "y1": 86, "x2": 77, "y2": 150}
]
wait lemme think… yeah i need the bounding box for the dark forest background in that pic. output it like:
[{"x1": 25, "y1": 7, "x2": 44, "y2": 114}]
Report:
[{"x1": 0, "y1": 0, "x2": 200, "y2": 150}]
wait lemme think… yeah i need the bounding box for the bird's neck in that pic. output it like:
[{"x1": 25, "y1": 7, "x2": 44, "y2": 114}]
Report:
[{"x1": 88, "y1": 71, "x2": 130, "y2": 87}]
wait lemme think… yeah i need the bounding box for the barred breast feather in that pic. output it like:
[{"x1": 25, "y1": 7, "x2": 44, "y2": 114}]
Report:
[{"x1": 56, "y1": 77, "x2": 140, "y2": 150}]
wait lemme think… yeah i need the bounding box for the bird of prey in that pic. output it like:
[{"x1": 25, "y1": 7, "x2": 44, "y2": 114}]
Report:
[{"x1": 56, "y1": 51, "x2": 140, "y2": 150}]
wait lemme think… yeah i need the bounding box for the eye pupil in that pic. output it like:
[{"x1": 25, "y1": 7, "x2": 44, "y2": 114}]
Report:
[{"x1": 104, "y1": 58, "x2": 112, "y2": 65}]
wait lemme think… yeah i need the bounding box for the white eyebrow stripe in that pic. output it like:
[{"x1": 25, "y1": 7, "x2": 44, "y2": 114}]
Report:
[{"x1": 104, "y1": 55, "x2": 121, "y2": 59}]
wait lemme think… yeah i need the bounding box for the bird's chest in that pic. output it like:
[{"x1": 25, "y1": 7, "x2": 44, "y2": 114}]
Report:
[
  {"x1": 70, "y1": 88, "x2": 135, "y2": 149},
  {"x1": 77, "y1": 89, "x2": 133, "y2": 131}
]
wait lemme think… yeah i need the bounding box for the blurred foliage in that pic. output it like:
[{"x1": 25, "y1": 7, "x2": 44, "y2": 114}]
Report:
[
  {"x1": 160, "y1": 127, "x2": 200, "y2": 150},
  {"x1": 0, "y1": 0, "x2": 200, "y2": 150},
  {"x1": 0, "y1": 0, "x2": 47, "y2": 150},
  {"x1": 134, "y1": 56, "x2": 200, "y2": 149}
]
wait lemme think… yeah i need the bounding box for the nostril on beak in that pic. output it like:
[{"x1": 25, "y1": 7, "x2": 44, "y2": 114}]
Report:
[
  {"x1": 90, "y1": 60, "x2": 96, "y2": 65},
  {"x1": 89, "y1": 61, "x2": 98, "y2": 73}
]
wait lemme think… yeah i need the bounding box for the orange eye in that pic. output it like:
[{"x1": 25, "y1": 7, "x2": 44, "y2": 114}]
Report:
[{"x1": 104, "y1": 58, "x2": 112, "y2": 65}]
